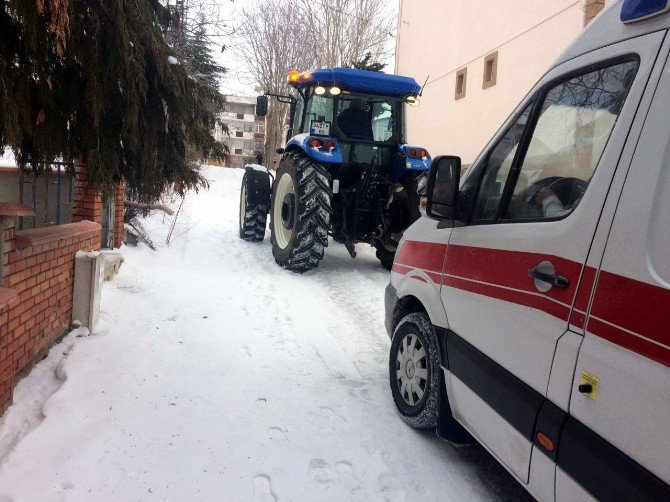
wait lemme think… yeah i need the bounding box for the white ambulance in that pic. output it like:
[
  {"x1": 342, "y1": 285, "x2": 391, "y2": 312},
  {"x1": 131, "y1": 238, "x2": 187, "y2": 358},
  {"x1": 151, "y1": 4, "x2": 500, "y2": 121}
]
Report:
[{"x1": 385, "y1": 1, "x2": 670, "y2": 499}]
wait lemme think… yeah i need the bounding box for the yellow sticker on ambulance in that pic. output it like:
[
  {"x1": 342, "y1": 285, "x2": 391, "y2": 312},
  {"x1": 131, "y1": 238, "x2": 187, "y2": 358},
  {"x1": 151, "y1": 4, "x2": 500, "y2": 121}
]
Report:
[{"x1": 580, "y1": 370, "x2": 600, "y2": 400}]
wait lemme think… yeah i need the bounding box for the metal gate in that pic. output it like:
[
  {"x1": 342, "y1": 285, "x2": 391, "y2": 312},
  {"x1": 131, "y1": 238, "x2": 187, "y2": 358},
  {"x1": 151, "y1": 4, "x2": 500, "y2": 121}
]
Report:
[
  {"x1": 18, "y1": 162, "x2": 74, "y2": 230},
  {"x1": 101, "y1": 195, "x2": 115, "y2": 249}
]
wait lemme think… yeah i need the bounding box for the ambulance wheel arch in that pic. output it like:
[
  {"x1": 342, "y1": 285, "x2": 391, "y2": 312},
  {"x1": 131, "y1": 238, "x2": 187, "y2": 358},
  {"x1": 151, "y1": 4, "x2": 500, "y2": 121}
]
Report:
[{"x1": 394, "y1": 271, "x2": 449, "y2": 332}]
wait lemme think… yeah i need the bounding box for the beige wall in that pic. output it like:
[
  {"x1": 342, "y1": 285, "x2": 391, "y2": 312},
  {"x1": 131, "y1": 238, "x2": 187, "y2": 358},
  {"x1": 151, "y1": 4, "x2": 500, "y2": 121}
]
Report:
[{"x1": 396, "y1": 0, "x2": 611, "y2": 164}]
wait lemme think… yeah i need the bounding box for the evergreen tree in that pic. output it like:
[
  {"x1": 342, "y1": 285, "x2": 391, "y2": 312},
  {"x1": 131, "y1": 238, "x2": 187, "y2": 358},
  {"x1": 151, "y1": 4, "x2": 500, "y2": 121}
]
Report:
[
  {"x1": 348, "y1": 52, "x2": 386, "y2": 72},
  {"x1": 183, "y1": 23, "x2": 226, "y2": 91},
  {"x1": 181, "y1": 22, "x2": 228, "y2": 143},
  {"x1": 0, "y1": 0, "x2": 226, "y2": 203}
]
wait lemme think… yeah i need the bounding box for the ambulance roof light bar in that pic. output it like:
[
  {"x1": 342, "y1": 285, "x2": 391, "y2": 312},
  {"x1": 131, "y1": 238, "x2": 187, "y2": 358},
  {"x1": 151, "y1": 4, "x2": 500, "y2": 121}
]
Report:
[{"x1": 621, "y1": 0, "x2": 670, "y2": 23}]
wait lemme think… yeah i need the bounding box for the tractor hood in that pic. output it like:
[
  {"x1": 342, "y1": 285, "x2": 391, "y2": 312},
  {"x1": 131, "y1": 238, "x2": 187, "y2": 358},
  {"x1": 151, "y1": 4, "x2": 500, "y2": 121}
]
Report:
[{"x1": 291, "y1": 67, "x2": 421, "y2": 98}]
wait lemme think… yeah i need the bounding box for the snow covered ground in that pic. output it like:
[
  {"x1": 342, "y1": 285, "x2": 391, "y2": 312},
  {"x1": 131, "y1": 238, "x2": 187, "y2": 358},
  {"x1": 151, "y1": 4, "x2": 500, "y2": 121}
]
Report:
[{"x1": 0, "y1": 166, "x2": 530, "y2": 501}]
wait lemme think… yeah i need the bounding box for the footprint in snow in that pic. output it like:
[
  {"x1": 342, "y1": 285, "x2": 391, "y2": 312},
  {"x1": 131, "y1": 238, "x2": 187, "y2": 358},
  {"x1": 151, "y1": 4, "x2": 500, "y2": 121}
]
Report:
[
  {"x1": 252, "y1": 474, "x2": 277, "y2": 502},
  {"x1": 267, "y1": 426, "x2": 288, "y2": 442},
  {"x1": 378, "y1": 472, "x2": 408, "y2": 502},
  {"x1": 309, "y1": 458, "x2": 334, "y2": 489},
  {"x1": 335, "y1": 461, "x2": 366, "y2": 499}
]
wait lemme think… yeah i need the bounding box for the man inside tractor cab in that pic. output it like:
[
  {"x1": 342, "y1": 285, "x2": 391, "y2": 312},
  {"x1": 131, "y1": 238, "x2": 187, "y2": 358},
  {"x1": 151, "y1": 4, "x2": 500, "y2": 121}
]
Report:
[{"x1": 337, "y1": 98, "x2": 373, "y2": 140}]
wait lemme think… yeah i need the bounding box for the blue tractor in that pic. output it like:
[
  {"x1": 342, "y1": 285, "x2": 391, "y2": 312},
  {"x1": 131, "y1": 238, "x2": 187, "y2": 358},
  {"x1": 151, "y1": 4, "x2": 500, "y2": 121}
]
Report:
[{"x1": 239, "y1": 68, "x2": 430, "y2": 272}]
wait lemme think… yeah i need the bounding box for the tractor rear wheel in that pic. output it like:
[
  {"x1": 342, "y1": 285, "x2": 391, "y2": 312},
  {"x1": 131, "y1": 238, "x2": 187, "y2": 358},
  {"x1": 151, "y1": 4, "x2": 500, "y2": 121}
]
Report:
[
  {"x1": 239, "y1": 172, "x2": 268, "y2": 242},
  {"x1": 376, "y1": 244, "x2": 396, "y2": 271},
  {"x1": 271, "y1": 151, "x2": 332, "y2": 272},
  {"x1": 375, "y1": 178, "x2": 421, "y2": 270}
]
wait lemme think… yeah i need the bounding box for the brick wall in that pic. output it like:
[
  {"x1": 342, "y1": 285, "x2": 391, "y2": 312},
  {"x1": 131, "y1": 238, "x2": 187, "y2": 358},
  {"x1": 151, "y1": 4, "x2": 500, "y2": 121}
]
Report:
[
  {"x1": 72, "y1": 165, "x2": 103, "y2": 224},
  {"x1": 0, "y1": 220, "x2": 101, "y2": 415},
  {"x1": 114, "y1": 180, "x2": 124, "y2": 249}
]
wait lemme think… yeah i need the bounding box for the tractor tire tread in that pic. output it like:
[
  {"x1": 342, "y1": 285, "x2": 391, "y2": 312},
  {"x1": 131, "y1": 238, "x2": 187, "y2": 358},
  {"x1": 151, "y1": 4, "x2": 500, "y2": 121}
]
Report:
[
  {"x1": 240, "y1": 205, "x2": 267, "y2": 241},
  {"x1": 272, "y1": 151, "x2": 332, "y2": 273}
]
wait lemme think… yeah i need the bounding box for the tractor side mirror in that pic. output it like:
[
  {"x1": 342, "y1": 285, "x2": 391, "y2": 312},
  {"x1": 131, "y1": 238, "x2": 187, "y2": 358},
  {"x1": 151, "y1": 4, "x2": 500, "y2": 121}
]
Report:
[
  {"x1": 426, "y1": 155, "x2": 461, "y2": 220},
  {"x1": 256, "y1": 95, "x2": 268, "y2": 117}
]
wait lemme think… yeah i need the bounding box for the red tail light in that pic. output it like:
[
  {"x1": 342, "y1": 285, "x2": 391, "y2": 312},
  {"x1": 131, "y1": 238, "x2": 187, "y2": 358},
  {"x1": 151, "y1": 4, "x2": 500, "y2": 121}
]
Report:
[
  {"x1": 419, "y1": 149, "x2": 427, "y2": 158},
  {"x1": 309, "y1": 138, "x2": 323, "y2": 148},
  {"x1": 325, "y1": 140, "x2": 335, "y2": 149},
  {"x1": 409, "y1": 148, "x2": 416, "y2": 157}
]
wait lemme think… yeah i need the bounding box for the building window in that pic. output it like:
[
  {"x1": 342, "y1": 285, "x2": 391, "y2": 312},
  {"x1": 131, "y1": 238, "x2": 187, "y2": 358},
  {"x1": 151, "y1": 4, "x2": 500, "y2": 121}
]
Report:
[
  {"x1": 234, "y1": 148, "x2": 242, "y2": 155},
  {"x1": 483, "y1": 51, "x2": 498, "y2": 89},
  {"x1": 237, "y1": 113, "x2": 244, "y2": 120},
  {"x1": 584, "y1": 0, "x2": 605, "y2": 25},
  {"x1": 455, "y1": 68, "x2": 467, "y2": 100},
  {"x1": 236, "y1": 131, "x2": 244, "y2": 138},
  {"x1": 254, "y1": 123, "x2": 264, "y2": 134}
]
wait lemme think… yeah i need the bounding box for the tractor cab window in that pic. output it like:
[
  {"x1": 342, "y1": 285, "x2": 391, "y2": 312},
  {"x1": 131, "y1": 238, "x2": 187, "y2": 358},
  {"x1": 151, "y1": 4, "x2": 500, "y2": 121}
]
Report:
[
  {"x1": 292, "y1": 98, "x2": 304, "y2": 136},
  {"x1": 336, "y1": 96, "x2": 395, "y2": 142},
  {"x1": 371, "y1": 102, "x2": 394, "y2": 142},
  {"x1": 304, "y1": 95, "x2": 334, "y2": 136}
]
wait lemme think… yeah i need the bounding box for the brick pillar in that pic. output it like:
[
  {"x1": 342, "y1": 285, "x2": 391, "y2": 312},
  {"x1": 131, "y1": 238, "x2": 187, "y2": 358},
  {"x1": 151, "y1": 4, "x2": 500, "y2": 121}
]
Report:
[
  {"x1": 0, "y1": 216, "x2": 16, "y2": 415},
  {"x1": 72, "y1": 163, "x2": 104, "y2": 224},
  {"x1": 113, "y1": 180, "x2": 125, "y2": 248},
  {"x1": 0, "y1": 217, "x2": 14, "y2": 284}
]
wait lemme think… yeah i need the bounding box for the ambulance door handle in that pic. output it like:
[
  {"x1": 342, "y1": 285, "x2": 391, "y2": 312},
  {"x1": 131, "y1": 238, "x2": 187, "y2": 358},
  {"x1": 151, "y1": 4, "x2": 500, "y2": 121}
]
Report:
[{"x1": 528, "y1": 267, "x2": 569, "y2": 289}]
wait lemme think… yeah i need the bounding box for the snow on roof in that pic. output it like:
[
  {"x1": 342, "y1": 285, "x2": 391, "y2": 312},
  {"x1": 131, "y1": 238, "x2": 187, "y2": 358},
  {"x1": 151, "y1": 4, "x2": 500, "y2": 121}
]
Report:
[{"x1": 223, "y1": 95, "x2": 257, "y2": 105}]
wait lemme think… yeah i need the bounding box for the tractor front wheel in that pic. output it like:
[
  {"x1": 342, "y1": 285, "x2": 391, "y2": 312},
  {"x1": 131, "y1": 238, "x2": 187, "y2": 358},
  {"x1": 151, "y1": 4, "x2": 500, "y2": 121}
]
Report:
[
  {"x1": 239, "y1": 172, "x2": 268, "y2": 242},
  {"x1": 271, "y1": 151, "x2": 332, "y2": 272}
]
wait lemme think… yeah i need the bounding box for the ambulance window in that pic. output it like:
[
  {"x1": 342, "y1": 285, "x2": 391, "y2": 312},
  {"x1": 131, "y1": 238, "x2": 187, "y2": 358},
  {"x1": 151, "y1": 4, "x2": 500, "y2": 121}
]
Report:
[
  {"x1": 505, "y1": 59, "x2": 638, "y2": 220},
  {"x1": 470, "y1": 105, "x2": 531, "y2": 222}
]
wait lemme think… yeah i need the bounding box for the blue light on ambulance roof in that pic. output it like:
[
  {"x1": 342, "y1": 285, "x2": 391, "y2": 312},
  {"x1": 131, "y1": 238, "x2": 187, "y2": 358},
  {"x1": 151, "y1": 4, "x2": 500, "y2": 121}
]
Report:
[{"x1": 621, "y1": 0, "x2": 670, "y2": 23}]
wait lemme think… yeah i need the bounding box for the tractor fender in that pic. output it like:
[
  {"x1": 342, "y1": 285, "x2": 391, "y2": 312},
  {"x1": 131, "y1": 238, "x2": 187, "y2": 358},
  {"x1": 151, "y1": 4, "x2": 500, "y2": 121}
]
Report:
[
  {"x1": 286, "y1": 133, "x2": 343, "y2": 165},
  {"x1": 244, "y1": 165, "x2": 271, "y2": 209}
]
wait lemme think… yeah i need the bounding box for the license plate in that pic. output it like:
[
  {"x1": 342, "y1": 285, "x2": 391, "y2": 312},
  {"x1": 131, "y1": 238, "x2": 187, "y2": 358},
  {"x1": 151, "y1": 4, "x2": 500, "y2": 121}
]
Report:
[{"x1": 310, "y1": 121, "x2": 331, "y2": 136}]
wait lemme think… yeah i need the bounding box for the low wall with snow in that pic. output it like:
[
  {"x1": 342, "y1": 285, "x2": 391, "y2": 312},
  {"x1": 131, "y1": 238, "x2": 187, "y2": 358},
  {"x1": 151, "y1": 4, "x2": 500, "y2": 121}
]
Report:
[{"x1": 0, "y1": 219, "x2": 101, "y2": 415}]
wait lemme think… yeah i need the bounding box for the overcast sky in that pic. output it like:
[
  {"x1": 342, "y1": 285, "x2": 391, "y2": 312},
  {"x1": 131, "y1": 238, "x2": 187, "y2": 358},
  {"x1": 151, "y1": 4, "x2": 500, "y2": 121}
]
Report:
[{"x1": 203, "y1": 0, "x2": 399, "y2": 97}]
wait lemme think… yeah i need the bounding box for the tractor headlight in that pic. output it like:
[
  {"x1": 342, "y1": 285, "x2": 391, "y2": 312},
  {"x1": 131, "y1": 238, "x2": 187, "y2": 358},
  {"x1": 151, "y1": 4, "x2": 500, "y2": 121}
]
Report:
[
  {"x1": 329, "y1": 86, "x2": 341, "y2": 96},
  {"x1": 314, "y1": 86, "x2": 326, "y2": 95},
  {"x1": 406, "y1": 96, "x2": 420, "y2": 107}
]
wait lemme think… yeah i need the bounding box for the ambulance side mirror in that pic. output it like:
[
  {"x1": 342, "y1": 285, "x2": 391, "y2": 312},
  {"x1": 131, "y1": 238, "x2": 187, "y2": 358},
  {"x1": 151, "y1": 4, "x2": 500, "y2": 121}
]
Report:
[
  {"x1": 426, "y1": 155, "x2": 461, "y2": 220},
  {"x1": 256, "y1": 95, "x2": 268, "y2": 117}
]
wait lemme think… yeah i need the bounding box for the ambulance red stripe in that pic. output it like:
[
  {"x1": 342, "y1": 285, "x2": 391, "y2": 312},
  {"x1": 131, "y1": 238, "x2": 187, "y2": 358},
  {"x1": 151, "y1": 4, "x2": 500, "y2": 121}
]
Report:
[
  {"x1": 393, "y1": 240, "x2": 446, "y2": 274},
  {"x1": 443, "y1": 244, "x2": 580, "y2": 305},
  {"x1": 442, "y1": 274, "x2": 571, "y2": 321},
  {"x1": 391, "y1": 240, "x2": 670, "y2": 367}
]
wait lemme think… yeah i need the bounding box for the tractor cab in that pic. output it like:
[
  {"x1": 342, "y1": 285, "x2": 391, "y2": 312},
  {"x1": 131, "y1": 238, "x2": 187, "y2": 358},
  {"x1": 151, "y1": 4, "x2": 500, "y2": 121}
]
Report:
[
  {"x1": 242, "y1": 68, "x2": 432, "y2": 272},
  {"x1": 259, "y1": 68, "x2": 430, "y2": 186}
]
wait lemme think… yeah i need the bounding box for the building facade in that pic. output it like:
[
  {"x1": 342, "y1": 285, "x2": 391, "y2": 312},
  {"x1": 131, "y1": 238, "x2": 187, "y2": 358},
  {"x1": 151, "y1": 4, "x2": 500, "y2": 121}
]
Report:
[
  {"x1": 214, "y1": 96, "x2": 265, "y2": 168},
  {"x1": 395, "y1": 0, "x2": 609, "y2": 166}
]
